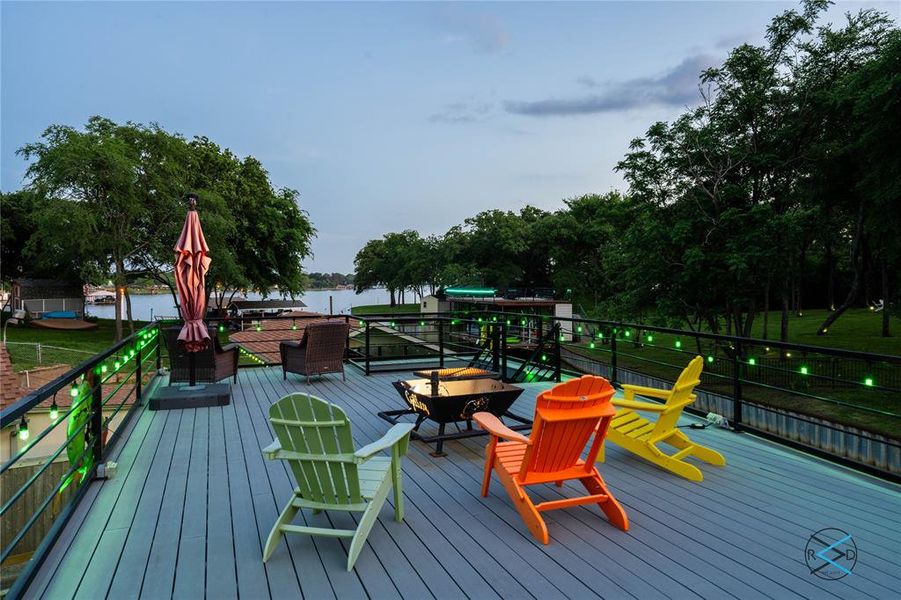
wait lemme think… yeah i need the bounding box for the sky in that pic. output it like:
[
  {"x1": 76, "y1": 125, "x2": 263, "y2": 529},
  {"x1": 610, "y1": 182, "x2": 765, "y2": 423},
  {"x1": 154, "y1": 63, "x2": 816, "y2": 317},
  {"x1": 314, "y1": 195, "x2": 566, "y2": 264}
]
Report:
[{"x1": 3, "y1": 1, "x2": 898, "y2": 273}]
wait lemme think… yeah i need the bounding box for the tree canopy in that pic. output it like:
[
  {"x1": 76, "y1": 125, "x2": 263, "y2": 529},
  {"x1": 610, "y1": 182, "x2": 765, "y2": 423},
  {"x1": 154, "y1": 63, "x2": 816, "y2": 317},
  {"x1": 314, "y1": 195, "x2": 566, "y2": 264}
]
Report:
[
  {"x1": 7, "y1": 117, "x2": 315, "y2": 339},
  {"x1": 353, "y1": 1, "x2": 899, "y2": 338}
]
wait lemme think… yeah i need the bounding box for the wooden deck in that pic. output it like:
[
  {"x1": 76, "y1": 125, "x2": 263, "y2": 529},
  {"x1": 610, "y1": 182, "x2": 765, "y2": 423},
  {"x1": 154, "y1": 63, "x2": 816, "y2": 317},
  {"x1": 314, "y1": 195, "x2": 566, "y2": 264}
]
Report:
[{"x1": 27, "y1": 367, "x2": 901, "y2": 599}]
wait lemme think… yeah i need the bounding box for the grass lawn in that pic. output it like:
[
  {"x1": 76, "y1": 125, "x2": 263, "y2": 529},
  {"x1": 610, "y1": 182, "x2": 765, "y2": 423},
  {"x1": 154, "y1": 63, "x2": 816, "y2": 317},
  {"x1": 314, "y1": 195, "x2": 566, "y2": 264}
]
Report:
[
  {"x1": 741, "y1": 308, "x2": 901, "y2": 355},
  {"x1": 351, "y1": 303, "x2": 420, "y2": 316},
  {"x1": 3, "y1": 318, "x2": 149, "y2": 371}
]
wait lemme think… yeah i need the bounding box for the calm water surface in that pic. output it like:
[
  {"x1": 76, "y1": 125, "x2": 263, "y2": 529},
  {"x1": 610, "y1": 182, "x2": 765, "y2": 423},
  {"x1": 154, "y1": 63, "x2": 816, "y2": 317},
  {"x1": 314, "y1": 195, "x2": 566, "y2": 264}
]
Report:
[{"x1": 87, "y1": 288, "x2": 391, "y2": 321}]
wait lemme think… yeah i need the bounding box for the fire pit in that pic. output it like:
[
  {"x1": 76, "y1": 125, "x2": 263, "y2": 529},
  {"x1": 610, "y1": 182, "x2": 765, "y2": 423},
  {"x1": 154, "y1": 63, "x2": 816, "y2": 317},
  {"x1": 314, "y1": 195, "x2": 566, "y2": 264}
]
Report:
[{"x1": 379, "y1": 373, "x2": 530, "y2": 456}]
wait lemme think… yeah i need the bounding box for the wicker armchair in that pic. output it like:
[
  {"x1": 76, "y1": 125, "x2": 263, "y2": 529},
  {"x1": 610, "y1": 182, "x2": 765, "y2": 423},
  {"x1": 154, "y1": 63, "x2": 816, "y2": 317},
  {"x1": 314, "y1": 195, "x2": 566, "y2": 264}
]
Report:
[
  {"x1": 280, "y1": 320, "x2": 349, "y2": 382},
  {"x1": 164, "y1": 326, "x2": 239, "y2": 384}
]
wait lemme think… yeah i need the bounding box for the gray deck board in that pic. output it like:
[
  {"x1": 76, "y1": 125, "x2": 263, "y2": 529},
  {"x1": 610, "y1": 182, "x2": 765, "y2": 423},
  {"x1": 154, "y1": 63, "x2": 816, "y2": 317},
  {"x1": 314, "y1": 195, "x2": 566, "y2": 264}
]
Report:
[{"x1": 26, "y1": 366, "x2": 901, "y2": 600}]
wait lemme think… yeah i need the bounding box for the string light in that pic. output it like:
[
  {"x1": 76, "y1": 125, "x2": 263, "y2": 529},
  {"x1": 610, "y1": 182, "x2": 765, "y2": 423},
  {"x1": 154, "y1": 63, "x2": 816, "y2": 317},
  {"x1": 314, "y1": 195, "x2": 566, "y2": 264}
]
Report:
[
  {"x1": 675, "y1": 340, "x2": 682, "y2": 349},
  {"x1": 18, "y1": 417, "x2": 29, "y2": 441},
  {"x1": 707, "y1": 356, "x2": 714, "y2": 363},
  {"x1": 864, "y1": 377, "x2": 874, "y2": 387},
  {"x1": 748, "y1": 358, "x2": 756, "y2": 366},
  {"x1": 70, "y1": 383, "x2": 79, "y2": 397},
  {"x1": 646, "y1": 335, "x2": 654, "y2": 343},
  {"x1": 49, "y1": 401, "x2": 59, "y2": 421},
  {"x1": 800, "y1": 366, "x2": 809, "y2": 375}
]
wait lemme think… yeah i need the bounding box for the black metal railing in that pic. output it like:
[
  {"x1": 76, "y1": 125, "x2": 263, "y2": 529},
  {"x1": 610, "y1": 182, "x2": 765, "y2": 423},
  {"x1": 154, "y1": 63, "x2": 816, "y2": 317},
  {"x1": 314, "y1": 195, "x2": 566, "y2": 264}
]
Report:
[
  {"x1": 0, "y1": 323, "x2": 161, "y2": 598},
  {"x1": 352, "y1": 310, "x2": 900, "y2": 481}
]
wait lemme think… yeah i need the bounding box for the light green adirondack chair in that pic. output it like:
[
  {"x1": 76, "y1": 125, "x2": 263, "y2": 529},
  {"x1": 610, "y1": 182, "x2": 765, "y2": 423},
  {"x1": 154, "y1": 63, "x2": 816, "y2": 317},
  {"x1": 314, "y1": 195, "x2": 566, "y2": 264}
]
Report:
[{"x1": 262, "y1": 393, "x2": 414, "y2": 570}]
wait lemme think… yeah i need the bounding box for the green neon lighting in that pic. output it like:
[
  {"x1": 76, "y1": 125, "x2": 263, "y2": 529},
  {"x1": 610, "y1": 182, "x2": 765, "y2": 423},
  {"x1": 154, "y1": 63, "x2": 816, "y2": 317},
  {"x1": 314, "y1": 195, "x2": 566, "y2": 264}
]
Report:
[{"x1": 444, "y1": 287, "x2": 496, "y2": 296}]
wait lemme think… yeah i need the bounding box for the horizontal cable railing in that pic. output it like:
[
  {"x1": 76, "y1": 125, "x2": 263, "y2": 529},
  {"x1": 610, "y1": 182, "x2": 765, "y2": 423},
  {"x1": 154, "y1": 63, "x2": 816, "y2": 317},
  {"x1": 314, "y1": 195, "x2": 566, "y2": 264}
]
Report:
[{"x1": 0, "y1": 324, "x2": 161, "y2": 599}]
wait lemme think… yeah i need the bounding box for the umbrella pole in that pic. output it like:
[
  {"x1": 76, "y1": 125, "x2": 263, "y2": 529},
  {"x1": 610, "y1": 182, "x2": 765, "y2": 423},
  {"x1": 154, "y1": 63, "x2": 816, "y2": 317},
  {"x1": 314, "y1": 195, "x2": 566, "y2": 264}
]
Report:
[{"x1": 190, "y1": 352, "x2": 197, "y2": 387}]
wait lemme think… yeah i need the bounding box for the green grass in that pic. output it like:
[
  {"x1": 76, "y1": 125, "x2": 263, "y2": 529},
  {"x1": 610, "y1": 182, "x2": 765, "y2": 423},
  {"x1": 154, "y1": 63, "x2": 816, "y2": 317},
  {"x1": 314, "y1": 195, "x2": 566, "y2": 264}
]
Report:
[
  {"x1": 3, "y1": 318, "x2": 149, "y2": 371},
  {"x1": 740, "y1": 309, "x2": 901, "y2": 355},
  {"x1": 351, "y1": 303, "x2": 420, "y2": 316}
]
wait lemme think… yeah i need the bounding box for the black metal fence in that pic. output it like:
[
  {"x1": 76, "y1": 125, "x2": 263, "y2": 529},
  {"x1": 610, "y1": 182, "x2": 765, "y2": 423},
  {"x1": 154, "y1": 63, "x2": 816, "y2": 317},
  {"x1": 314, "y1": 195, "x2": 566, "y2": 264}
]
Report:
[
  {"x1": 353, "y1": 310, "x2": 901, "y2": 481},
  {"x1": 0, "y1": 324, "x2": 161, "y2": 598}
]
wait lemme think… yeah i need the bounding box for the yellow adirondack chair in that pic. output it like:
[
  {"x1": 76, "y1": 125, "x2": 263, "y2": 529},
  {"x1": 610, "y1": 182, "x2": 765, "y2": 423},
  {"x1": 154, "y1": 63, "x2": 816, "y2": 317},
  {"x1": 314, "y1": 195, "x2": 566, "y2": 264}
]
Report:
[{"x1": 599, "y1": 356, "x2": 725, "y2": 481}]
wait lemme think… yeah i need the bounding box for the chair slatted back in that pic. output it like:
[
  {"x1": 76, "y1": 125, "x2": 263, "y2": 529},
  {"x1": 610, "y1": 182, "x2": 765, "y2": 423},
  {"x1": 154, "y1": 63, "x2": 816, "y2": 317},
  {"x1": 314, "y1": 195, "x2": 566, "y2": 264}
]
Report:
[
  {"x1": 520, "y1": 376, "x2": 615, "y2": 477},
  {"x1": 269, "y1": 394, "x2": 362, "y2": 505},
  {"x1": 653, "y1": 355, "x2": 704, "y2": 435}
]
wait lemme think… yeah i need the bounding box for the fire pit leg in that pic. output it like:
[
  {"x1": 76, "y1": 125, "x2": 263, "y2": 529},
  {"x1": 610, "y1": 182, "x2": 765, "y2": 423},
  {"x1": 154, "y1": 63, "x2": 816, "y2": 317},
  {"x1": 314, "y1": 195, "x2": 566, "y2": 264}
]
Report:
[
  {"x1": 413, "y1": 414, "x2": 427, "y2": 432},
  {"x1": 430, "y1": 424, "x2": 448, "y2": 457}
]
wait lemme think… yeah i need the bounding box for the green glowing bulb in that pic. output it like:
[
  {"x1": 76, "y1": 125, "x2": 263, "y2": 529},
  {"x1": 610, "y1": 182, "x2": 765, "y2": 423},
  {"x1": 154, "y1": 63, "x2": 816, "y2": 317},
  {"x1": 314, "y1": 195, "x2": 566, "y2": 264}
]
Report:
[
  {"x1": 70, "y1": 384, "x2": 79, "y2": 397},
  {"x1": 521, "y1": 319, "x2": 526, "y2": 325},
  {"x1": 624, "y1": 331, "x2": 630, "y2": 337},
  {"x1": 114, "y1": 361, "x2": 121, "y2": 369},
  {"x1": 18, "y1": 418, "x2": 29, "y2": 441},
  {"x1": 577, "y1": 326, "x2": 582, "y2": 333},
  {"x1": 800, "y1": 366, "x2": 808, "y2": 375},
  {"x1": 218, "y1": 325, "x2": 225, "y2": 332},
  {"x1": 864, "y1": 377, "x2": 874, "y2": 387},
  {"x1": 706, "y1": 356, "x2": 714, "y2": 363},
  {"x1": 49, "y1": 405, "x2": 59, "y2": 420},
  {"x1": 541, "y1": 354, "x2": 547, "y2": 361},
  {"x1": 420, "y1": 321, "x2": 425, "y2": 326},
  {"x1": 647, "y1": 335, "x2": 654, "y2": 343},
  {"x1": 256, "y1": 325, "x2": 261, "y2": 332},
  {"x1": 675, "y1": 340, "x2": 682, "y2": 348},
  {"x1": 748, "y1": 358, "x2": 756, "y2": 366},
  {"x1": 597, "y1": 332, "x2": 603, "y2": 339},
  {"x1": 589, "y1": 342, "x2": 596, "y2": 349},
  {"x1": 506, "y1": 320, "x2": 511, "y2": 326},
  {"x1": 101, "y1": 365, "x2": 108, "y2": 373}
]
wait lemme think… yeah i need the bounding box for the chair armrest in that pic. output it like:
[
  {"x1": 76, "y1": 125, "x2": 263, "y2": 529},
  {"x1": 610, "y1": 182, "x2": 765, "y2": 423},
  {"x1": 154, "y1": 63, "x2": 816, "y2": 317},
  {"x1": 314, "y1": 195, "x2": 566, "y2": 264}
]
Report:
[
  {"x1": 473, "y1": 412, "x2": 531, "y2": 445},
  {"x1": 354, "y1": 424, "x2": 415, "y2": 460},
  {"x1": 611, "y1": 398, "x2": 667, "y2": 412},
  {"x1": 621, "y1": 384, "x2": 671, "y2": 400},
  {"x1": 262, "y1": 439, "x2": 282, "y2": 460}
]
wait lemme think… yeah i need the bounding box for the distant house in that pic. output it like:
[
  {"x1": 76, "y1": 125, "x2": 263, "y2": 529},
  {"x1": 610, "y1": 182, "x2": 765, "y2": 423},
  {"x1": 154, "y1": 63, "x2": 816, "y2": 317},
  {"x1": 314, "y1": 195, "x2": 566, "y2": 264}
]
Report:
[{"x1": 11, "y1": 279, "x2": 85, "y2": 319}]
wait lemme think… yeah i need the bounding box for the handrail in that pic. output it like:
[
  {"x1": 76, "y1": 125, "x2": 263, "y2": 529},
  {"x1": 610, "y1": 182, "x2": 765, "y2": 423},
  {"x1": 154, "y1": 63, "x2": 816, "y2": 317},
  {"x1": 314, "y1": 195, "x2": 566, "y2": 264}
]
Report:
[{"x1": 1, "y1": 323, "x2": 162, "y2": 600}]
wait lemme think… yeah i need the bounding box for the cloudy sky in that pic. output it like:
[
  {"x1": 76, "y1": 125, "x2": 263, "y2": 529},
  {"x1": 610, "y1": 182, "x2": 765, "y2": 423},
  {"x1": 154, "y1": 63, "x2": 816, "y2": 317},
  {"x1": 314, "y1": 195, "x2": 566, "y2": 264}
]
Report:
[{"x1": 3, "y1": 1, "x2": 898, "y2": 273}]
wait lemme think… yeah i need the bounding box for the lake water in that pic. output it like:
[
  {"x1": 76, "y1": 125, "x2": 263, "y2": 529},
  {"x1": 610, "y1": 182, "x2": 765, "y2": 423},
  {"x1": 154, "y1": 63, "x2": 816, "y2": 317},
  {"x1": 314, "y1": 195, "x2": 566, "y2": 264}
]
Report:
[{"x1": 86, "y1": 288, "x2": 392, "y2": 321}]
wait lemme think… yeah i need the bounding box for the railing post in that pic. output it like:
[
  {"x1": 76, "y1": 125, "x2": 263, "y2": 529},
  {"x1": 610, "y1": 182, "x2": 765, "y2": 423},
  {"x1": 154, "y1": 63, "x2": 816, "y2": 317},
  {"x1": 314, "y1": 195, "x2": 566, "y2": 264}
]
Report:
[
  {"x1": 87, "y1": 369, "x2": 103, "y2": 464},
  {"x1": 553, "y1": 324, "x2": 561, "y2": 382},
  {"x1": 364, "y1": 321, "x2": 371, "y2": 376},
  {"x1": 135, "y1": 347, "x2": 142, "y2": 404},
  {"x1": 491, "y1": 324, "x2": 500, "y2": 372},
  {"x1": 610, "y1": 328, "x2": 618, "y2": 384},
  {"x1": 501, "y1": 321, "x2": 508, "y2": 381},
  {"x1": 438, "y1": 319, "x2": 445, "y2": 368},
  {"x1": 155, "y1": 327, "x2": 162, "y2": 371},
  {"x1": 732, "y1": 340, "x2": 743, "y2": 432}
]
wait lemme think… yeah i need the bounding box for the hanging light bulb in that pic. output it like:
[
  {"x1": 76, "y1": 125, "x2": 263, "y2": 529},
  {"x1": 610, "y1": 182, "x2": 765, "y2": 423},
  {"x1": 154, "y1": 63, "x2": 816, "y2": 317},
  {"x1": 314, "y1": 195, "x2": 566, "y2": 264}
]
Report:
[
  {"x1": 50, "y1": 401, "x2": 59, "y2": 421},
  {"x1": 18, "y1": 417, "x2": 29, "y2": 441}
]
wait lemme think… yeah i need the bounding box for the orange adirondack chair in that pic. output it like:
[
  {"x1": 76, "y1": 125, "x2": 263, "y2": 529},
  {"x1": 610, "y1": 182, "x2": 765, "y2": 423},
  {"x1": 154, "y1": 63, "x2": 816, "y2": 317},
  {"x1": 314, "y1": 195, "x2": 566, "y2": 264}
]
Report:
[{"x1": 474, "y1": 375, "x2": 629, "y2": 544}]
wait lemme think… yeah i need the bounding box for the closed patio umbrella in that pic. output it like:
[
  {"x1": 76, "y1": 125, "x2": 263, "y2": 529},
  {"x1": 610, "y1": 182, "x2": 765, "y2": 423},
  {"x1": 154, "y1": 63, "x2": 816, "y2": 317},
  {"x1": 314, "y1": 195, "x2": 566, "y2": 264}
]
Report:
[{"x1": 174, "y1": 195, "x2": 212, "y2": 384}]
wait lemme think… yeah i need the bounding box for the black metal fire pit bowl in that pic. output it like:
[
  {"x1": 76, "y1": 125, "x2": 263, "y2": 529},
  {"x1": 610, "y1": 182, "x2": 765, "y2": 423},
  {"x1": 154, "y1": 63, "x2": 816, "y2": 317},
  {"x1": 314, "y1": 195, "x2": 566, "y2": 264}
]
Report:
[{"x1": 379, "y1": 376, "x2": 531, "y2": 456}]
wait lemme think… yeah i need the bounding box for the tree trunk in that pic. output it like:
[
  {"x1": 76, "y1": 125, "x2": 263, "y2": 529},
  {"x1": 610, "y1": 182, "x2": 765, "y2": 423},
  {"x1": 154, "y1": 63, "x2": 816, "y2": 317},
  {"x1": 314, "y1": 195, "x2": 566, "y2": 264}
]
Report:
[
  {"x1": 389, "y1": 288, "x2": 396, "y2": 307},
  {"x1": 114, "y1": 257, "x2": 124, "y2": 341},
  {"x1": 124, "y1": 287, "x2": 135, "y2": 335},
  {"x1": 780, "y1": 288, "x2": 789, "y2": 343},
  {"x1": 882, "y1": 256, "x2": 890, "y2": 337},
  {"x1": 825, "y1": 242, "x2": 835, "y2": 310},
  {"x1": 817, "y1": 201, "x2": 865, "y2": 335}
]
